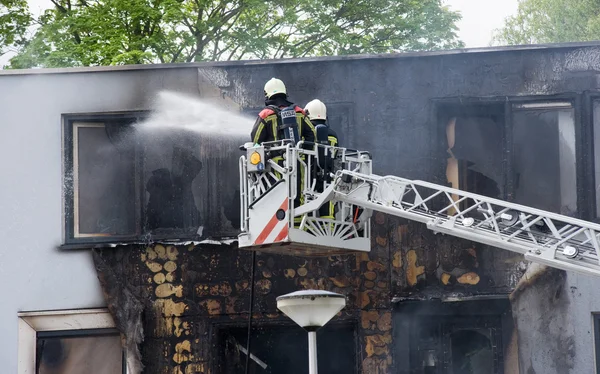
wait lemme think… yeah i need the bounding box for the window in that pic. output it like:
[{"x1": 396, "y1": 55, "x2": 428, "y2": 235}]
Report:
[
  {"x1": 394, "y1": 299, "x2": 512, "y2": 374},
  {"x1": 18, "y1": 309, "x2": 127, "y2": 374},
  {"x1": 442, "y1": 103, "x2": 505, "y2": 203},
  {"x1": 439, "y1": 100, "x2": 577, "y2": 216},
  {"x1": 413, "y1": 322, "x2": 499, "y2": 374},
  {"x1": 512, "y1": 103, "x2": 576, "y2": 216},
  {"x1": 63, "y1": 113, "x2": 242, "y2": 245},
  {"x1": 73, "y1": 122, "x2": 138, "y2": 239},
  {"x1": 215, "y1": 322, "x2": 357, "y2": 373},
  {"x1": 446, "y1": 325, "x2": 496, "y2": 373}
]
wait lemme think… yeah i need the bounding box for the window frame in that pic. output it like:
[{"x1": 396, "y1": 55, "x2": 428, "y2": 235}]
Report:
[
  {"x1": 62, "y1": 111, "x2": 147, "y2": 247},
  {"x1": 393, "y1": 298, "x2": 513, "y2": 374},
  {"x1": 582, "y1": 91, "x2": 600, "y2": 222},
  {"x1": 432, "y1": 93, "x2": 590, "y2": 219},
  {"x1": 18, "y1": 308, "x2": 127, "y2": 374}
]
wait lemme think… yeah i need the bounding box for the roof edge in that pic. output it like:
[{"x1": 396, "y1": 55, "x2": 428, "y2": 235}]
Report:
[{"x1": 3, "y1": 40, "x2": 600, "y2": 76}]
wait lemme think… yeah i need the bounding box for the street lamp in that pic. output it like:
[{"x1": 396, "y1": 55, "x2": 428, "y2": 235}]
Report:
[{"x1": 276, "y1": 290, "x2": 346, "y2": 374}]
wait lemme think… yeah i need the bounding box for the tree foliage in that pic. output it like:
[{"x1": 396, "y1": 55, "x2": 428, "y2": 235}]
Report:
[
  {"x1": 494, "y1": 0, "x2": 600, "y2": 45},
  {"x1": 0, "y1": 0, "x2": 30, "y2": 56},
  {"x1": 9, "y1": 0, "x2": 463, "y2": 68}
]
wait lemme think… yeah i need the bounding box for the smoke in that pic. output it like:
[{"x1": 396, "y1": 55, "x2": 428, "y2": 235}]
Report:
[
  {"x1": 136, "y1": 91, "x2": 255, "y2": 137},
  {"x1": 73, "y1": 90, "x2": 253, "y2": 239}
]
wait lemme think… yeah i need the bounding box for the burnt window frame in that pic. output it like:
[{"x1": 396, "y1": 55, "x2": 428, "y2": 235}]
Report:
[
  {"x1": 393, "y1": 298, "x2": 513, "y2": 374},
  {"x1": 582, "y1": 91, "x2": 600, "y2": 222},
  {"x1": 433, "y1": 93, "x2": 591, "y2": 219},
  {"x1": 209, "y1": 319, "x2": 360, "y2": 374},
  {"x1": 62, "y1": 111, "x2": 148, "y2": 247}
]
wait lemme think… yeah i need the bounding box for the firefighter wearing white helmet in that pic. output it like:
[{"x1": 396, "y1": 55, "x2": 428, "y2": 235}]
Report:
[
  {"x1": 304, "y1": 99, "x2": 338, "y2": 148},
  {"x1": 250, "y1": 78, "x2": 316, "y2": 211},
  {"x1": 304, "y1": 99, "x2": 339, "y2": 219},
  {"x1": 263, "y1": 77, "x2": 287, "y2": 98},
  {"x1": 251, "y1": 77, "x2": 315, "y2": 146}
]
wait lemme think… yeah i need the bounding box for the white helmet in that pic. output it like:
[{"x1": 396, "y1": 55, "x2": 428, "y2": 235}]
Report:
[
  {"x1": 264, "y1": 78, "x2": 287, "y2": 99},
  {"x1": 305, "y1": 99, "x2": 327, "y2": 121}
]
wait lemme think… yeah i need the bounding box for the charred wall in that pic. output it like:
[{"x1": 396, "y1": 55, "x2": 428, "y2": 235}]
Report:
[
  {"x1": 86, "y1": 45, "x2": 600, "y2": 373},
  {"x1": 93, "y1": 212, "x2": 515, "y2": 374}
]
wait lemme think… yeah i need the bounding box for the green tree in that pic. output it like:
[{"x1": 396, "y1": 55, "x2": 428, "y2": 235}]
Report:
[
  {"x1": 9, "y1": 0, "x2": 463, "y2": 68},
  {"x1": 494, "y1": 0, "x2": 600, "y2": 45},
  {"x1": 0, "y1": 0, "x2": 31, "y2": 57}
]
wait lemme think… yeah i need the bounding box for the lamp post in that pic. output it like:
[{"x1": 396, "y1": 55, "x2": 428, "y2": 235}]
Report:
[{"x1": 276, "y1": 290, "x2": 346, "y2": 374}]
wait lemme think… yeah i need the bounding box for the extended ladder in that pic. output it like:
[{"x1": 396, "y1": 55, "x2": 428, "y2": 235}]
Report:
[{"x1": 238, "y1": 142, "x2": 600, "y2": 278}]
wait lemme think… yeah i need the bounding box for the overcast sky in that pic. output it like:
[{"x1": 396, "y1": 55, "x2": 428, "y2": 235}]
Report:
[
  {"x1": 1, "y1": 0, "x2": 520, "y2": 67},
  {"x1": 446, "y1": 0, "x2": 520, "y2": 47}
]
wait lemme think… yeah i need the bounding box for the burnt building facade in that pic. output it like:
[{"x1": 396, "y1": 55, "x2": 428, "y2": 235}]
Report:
[{"x1": 5, "y1": 42, "x2": 600, "y2": 374}]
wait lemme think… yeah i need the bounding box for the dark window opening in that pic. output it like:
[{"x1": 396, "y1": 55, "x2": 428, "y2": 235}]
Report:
[
  {"x1": 216, "y1": 323, "x2": 357, "y2": 374},
  {"x1": 512, "y1": 103, "x2": 576, "y2": 216},
  {"x1": 140, "y1": 131, "x2": 205, "y2": 236},
  {"x1": 437, "y1": 100, "x2": 577, "y2": 216},
  {"x1": 415, "y1": 317, "x2": 503, "y2": 374},
  {"x1": 447, "y1": 327, "x2": 496, "y2": 374},
  {"x1": 36, "y1": 329, "x2": 125, "y2": 374},
  {"x1": 438, "y1": 103, "x2": 505, "y2": 214},
  {"x1": 394, "y1": 299, "x2": 511, "y2": 374},
  {"x1": 64, "y1": 113, "x2": 242, "y2": 245}
]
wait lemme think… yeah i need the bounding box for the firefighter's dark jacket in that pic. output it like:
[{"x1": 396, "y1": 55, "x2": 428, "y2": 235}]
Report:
[{"x1": 250, "y1": 97, "x2": 316, "y2": 145}]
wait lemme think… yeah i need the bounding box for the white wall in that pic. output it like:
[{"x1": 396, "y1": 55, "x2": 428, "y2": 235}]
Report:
[
  {"x1": 513, "y1": 267, "x2": 600, "y2": 374},
  {"x1": 0, "y1": 67, "x2": 202, "y2": 373}
]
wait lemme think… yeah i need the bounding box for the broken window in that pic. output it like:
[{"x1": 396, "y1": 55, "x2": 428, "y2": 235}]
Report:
[
  {"x1": 440, "y1": 103, "x2": 505, "y2": 214},
  {"x1": 395, "y1": 299, "x2": 510, "y2": 374},
  {"x1": 139, "y1": 132, "x2": 204, "y2": 236},
  {"x1": 448, "y1": 329, "x2": 494, "y2": 374},
  {"x1": 512, "y1": 103, "x2": 577, "y2": 215},
  {"x1": 64, "y1": 114, "x2": 241, "y2": 245},
  {"x1": 36, "y1": 330, "x2": 124, "y2": 374},
  {"x1": 439, "y1": 100, "x2": 578, "y2": 216},
  {"x1": 217, "y1": 323, "x2": 356, "y2": 373}
]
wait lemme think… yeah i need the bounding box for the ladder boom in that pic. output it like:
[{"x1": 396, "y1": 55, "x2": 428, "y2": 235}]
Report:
[
  {"x1": 238, "y1": 141, "x2": 600, "y2": 277},
  {"x1": 333, "y1": 170, "x2": 600, "y2": 278}
]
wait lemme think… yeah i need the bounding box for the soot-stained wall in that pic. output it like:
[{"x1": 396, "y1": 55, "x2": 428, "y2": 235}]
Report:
[
  {"x1": 80, "y1": 44, "x2": 600, "y2": 373},
  {"x1": 93, "y1": 214, "x2": 515, "y2": 374}
]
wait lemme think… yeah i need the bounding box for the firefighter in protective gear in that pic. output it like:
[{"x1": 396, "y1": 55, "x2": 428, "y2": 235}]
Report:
[
  {"x1": 305, "y1": 99, "x2": 339, "y2": 219},
  {"x1": 251, "y1": 78, "x2": 316, "y2": 145},
  {"x1": 304, "y1": 99, "x2": 338, "y2": 148},
  {"x1": 250, "y1": 78, "x2": 316, "y2": 210}
]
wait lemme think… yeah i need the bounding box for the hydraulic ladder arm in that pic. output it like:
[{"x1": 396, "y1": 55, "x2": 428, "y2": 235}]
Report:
[
  {"x1": 238, "y1": 142, "x2": 600, "y2": 278},
  {"x1": 332, "y1": 169, "x2": 600, "y2": 278}
]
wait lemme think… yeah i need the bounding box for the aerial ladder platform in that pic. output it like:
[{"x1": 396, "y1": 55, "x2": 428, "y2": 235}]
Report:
[{"x1": 238, "y1": 140, "x2": 600, "y2": 278}]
